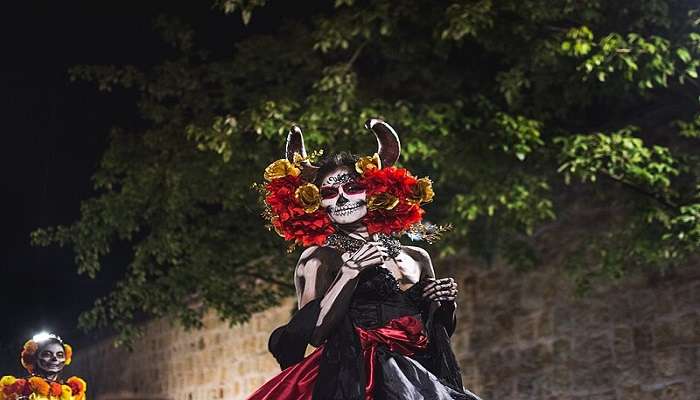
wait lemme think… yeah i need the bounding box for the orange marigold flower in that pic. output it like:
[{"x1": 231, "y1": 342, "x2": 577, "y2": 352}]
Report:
[
  {"x1": 63, "y1": 344, "x2": 73, "y2": 366},
  {"x1": 20, "y1": 340, "x2": 38, "y2": 373},
  {"x1": 22, "y1": 341, "x2": 38, "y2": 354},
  {"x1": 50, "y1": 382, "x2": 63, "y2": 397},
  {"x1": 28, "y1": 377, "x2": 50, "y2": 396}
]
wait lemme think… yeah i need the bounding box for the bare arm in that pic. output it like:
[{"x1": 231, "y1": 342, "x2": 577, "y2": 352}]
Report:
[{"x1": 295, "y1": 243, "x2": 384, "y2": 346}]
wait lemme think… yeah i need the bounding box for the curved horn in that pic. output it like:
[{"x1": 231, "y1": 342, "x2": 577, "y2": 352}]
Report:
[
  {"x1": 286, "y1": 125, "x2": 308, "y2": 162},
  {"x1": 285, "y1": 125, "x2": 319, "y2": 180},
  {"x1": 365, "y1": 118, "x2": 401, "y2": 167}
]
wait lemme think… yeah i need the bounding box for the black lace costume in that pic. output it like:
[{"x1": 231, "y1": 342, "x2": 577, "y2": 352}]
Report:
[{"x1": 264, "y1": 251, "x2": 481, "y2": 400}]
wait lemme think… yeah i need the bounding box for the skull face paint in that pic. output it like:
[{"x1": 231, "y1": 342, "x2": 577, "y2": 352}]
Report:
[
  {"x1": 36, "y1": 341, "x2": 66, "y2": 377},
  {"x1": 320, "y1": 166, "x2": 367, "y2": 225}
]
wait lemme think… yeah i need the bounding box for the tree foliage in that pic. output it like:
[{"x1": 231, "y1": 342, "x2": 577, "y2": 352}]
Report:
[{"x1": 32, "y1": 0, "x2": 700, "y2": 344}]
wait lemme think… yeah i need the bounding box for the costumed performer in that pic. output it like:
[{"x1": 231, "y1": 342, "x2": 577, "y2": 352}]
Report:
[
  {"x1": 248, "y1": 119, "x2": 481, "y2": 400},
  {"x1": 0, "y1": 332, "x2": 87, "y2": 400}
]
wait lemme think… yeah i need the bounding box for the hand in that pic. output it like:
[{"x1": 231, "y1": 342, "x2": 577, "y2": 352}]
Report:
[
  {"x1": 422, "y1": 277, "x2": 458, "y2": 302},
  {"x1": 341, "y1": 242, "x2": 384, "y2": 273},
  {"x1": 367, "y1": 239, "x2": 390, "y2": 260}
]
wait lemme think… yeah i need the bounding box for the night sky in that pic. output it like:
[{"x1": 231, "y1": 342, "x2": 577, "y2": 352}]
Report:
[{"x1": 1, "y1": 0, "x2": 251, "y2": 371}]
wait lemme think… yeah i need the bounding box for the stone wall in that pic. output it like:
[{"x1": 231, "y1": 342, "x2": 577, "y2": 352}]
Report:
[
  {"x1": 451, "y1": 261, "x2": 700, "y2": 399},
  {"x1": 70, "y1": 258, "x2": 700, "y2": 400},
  {"x1": 72, "y1": 298, "x2": 295, "y2": 400}
]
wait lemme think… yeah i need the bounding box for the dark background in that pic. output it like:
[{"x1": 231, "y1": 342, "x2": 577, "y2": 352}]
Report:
[{"x1": 0, "y1": 0, "x2": 249, "y2": 374}]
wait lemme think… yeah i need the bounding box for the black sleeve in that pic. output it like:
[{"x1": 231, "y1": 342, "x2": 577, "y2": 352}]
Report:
[
  {"x1": 434, "y1": 301, "x2": 457, "y2": 337},
  {"x1": 268, "y1": 298, "x2": 321, "y2": 370},
  {"x1": 426, "y1": 302, "x2": 464, "y2": 391},
  {"x1": 313, "y1": 314, "x2": 366, "y2": 400}
]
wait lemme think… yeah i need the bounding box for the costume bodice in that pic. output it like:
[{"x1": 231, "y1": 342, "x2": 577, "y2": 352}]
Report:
[{"x1": 348, "y1": 266, "x2": 430, "y2": 329}]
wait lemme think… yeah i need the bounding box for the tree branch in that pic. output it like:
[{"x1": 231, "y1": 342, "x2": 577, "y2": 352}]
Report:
[
  {"x1": 344, "y1": 40, "x2": 369, "y2": 72},
  {"x1": 601, "y1": 171, "x2": 678, "y2": 211}
]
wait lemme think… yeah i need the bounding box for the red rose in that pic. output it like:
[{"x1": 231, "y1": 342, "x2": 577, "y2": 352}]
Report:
[
  {"x1": 50, "y1": 382, "x2": 63, "y2": 397},
  {"x1": 265, "y1": 175, "x2": 335, "y2": 246},
  {"x1": 361, "y1": 167, "x2": 425, "y2": 235},
  {"x1": 12, "y1": 379, "x2": 31, "y2": 396},
  {"x1": 69, "y1": 381, "x2": 80, "y2": 394}
]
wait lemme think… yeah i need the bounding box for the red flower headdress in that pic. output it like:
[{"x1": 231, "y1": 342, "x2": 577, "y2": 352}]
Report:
[{"x1": 258, "y1": 119, "x2": 442, "y2": 249}]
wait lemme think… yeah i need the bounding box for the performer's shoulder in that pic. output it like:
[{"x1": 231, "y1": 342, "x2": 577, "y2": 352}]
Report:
[
  {"x1": 299, "y1": 245, "x2": 320, "y2": 260},
  {"x1": 299, "y1": 245, "x2": 342, "y2": 261},
  {"x1": 402, "y1": 245, "x2": 432, "y2": 264},
  {"x1": 297, "y1": 245, "x2": 344, "y2": 273}
]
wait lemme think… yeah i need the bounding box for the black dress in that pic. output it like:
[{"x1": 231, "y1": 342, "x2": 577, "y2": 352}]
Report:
[{"x1": 254, "y1": 265, "x2": 481, "y2": 400}]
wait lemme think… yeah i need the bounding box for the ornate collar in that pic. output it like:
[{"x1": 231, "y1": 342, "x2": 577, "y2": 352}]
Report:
[{"x1": 325, "y1": 232, "x2": 402, "y2": 258}]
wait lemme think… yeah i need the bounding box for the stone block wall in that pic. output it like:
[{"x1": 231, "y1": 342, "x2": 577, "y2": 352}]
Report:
[
  {"x1": 451, "y1": 261, "x2": 700, "y2": 399},
  {"x1": 72, "y1": 298, "x2": 296, "y2": 400},
  {"x1": 70, "y1": 258, "x2": 700, "y2": 400}
]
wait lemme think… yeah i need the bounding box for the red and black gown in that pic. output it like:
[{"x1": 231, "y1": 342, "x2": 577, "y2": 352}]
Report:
[{"x1": 248, "y1": 265, "x2": 481, "y2": 400}]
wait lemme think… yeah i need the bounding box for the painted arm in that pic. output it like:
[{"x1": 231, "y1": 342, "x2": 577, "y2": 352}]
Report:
[
  {"x1": 403, "y1": 246, "x2": 458, "y2": 336},
  {"x1": 296, "y1": 243, "x2": 384, "y2": 346}
]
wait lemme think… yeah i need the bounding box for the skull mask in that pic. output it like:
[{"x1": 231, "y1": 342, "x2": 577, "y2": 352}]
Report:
[
  {"x1": 35, "y1": 340, "x2": 66, "y2": 379},
  {"x1": 284, "y1": 119, "x2": 401, "y2": 225},
  {"x1": 320, "y1": 167, "x2": 367, "y2": 225}
]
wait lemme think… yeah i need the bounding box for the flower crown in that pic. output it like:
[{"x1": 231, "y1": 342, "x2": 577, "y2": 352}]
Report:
[
  {"x1": 258, "y1": 119, "x2": 444, "y2": 249},
  {"x1": 0, "y1": 376, "x2": 86, "y2": 400},
  {"x1": 20, "y1": 333, "x2": 73, "y2": 374}
]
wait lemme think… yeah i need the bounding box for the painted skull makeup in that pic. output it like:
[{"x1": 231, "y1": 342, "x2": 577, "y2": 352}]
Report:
[
  {"x1": 320, "y1": 166, "x2": 367, "y2": 224},
  {"x1": 36, "y1": 341, "x2": 66, "y2": 378}
]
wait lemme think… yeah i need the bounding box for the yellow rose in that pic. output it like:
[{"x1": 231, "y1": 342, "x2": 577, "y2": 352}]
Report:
[
  {"x1": 1, "y1": 376, "x2": 16, "y2": 387},
  {"x1": 355, "y1": 153, "x2": 382, "y2": 174},
  {"x1": 1, "y1": 375, "x2": 16, "y2": 398},
  {"x1": 60, "y1": 385, "x2": 72, "y2": 400},
  {"x1": 368, "y1": 193, "x2": 399, "y2": 210},
  {"x1": 409, "y1": 177, "x2": 434, "y2": 204},
  {"x1": 263, "y1": 159, "x2": 301, "y2": 182},
  {"x1": 294, "y1": 183, "x2": 321, "y2": 213}
]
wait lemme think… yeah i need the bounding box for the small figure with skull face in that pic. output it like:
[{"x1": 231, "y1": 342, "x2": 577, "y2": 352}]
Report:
[
  {"x1": 249, "y1": 120, "x2": 480, "y2": 400},
  {"x1": 0, "y1": 333, "x2": 87, "y2": 400}
]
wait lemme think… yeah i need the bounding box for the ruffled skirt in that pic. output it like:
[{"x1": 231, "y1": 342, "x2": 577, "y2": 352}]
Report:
[{"x1": 246, "y1": 316, "x2": 480, "y2": 400}]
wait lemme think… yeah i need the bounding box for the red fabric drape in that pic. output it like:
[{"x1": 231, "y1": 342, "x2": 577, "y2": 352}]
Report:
[
  {"x1": 246, "y1": 346, "x2": 323, "y2": 400},
  {"x1": 355, "y1": 316, "x2": 428, "y2": 400},
  {"x1": 246, "y1": 316, "x2": 427, "y2": 400}
]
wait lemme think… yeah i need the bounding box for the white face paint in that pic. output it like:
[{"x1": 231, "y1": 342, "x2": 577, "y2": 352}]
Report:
[
  {"x1": 36, "y1": 342, "x2": 66, "y2": 375},
  {"x1": 320, "y1": 166, "x2": 367, "y2": 225}
]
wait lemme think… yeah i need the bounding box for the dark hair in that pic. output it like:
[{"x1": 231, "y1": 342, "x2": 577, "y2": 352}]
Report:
[{"x1": 313, "y1": 152, "x2": 360, "y2": 185}]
